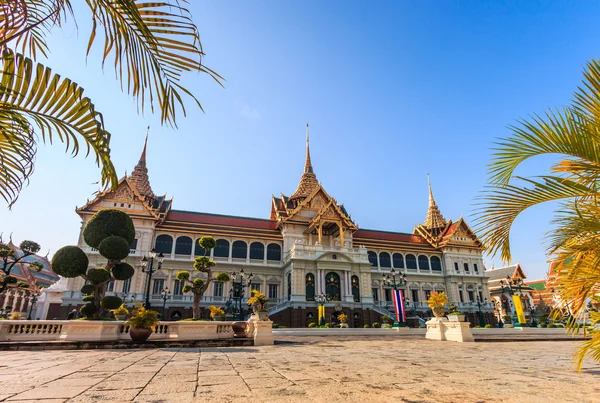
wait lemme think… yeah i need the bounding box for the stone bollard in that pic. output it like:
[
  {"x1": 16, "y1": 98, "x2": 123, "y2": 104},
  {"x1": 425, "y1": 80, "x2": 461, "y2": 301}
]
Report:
[
  {"x1": 425, "y1": 317, "x2": 474, "y2": 343},
  {"x1": 425, "y1": 317, "x2": 446, "y2": 341},
  {"x1": 248, "y1": 315, "x2": 274, "y2": 346}
]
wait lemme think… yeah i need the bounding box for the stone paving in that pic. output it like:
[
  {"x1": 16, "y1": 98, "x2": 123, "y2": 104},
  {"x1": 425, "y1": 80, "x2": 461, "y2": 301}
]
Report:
[{"x1": 0, "y1": 336, "x2": 598, "y2": 402}]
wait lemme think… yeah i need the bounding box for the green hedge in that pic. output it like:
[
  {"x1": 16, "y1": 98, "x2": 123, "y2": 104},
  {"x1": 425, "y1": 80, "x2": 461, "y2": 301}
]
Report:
[
  {"x1": 83, "y1": 209, "x2": 135, "y2": 248},
  {"x1": 51, "y1": 246, "x2": 89, "y2": 278}
]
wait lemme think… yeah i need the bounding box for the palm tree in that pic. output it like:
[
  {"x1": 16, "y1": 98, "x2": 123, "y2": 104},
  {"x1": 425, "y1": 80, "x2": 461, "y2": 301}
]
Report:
[
  {"x1": 0, "y1": 1, "x2": 223, "y2": 207},
  {"x1": 476, "y1": 59, "x2": 600, "y2": 370}
]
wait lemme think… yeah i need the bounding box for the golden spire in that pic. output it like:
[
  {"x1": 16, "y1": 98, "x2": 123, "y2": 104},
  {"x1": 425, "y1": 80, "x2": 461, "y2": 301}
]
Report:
[
  {"x1": 424, "y1": 174, "x2": 446, "y2": 230},
  {"x1": 138, "y1": 128, "x2": 149, "y2": 168},
  {"x1": 129, "y1": 130, "x2": 155, "y2": 198},
  {"x1": 290, "y1": 123, "x2": 318, "y2": 203}
]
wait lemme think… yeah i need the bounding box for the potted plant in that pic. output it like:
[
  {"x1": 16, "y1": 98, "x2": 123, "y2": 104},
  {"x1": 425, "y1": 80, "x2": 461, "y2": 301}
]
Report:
[
  {"x1": 111, "y1": 304, "x2": 129, "y2": 321},
  {"x1": 426, "y1": 291, "x2": 448, "y2": 318},
  {"x1": 502, "y1": 314, "x2": 514, "y2": 328},
  {"x1": 338, "y1": 313, "x2": 349, "y2": 328},
  {"x1": 208, "y1": 305, "x2": 226, "y2": 321},
  {"x1": 125, "y1": 307, "x2": 160, "y2": 342},
  {"x1": 447, "y1": 304, "x2": 465, "y2": 322},
  {"x1": 247, "y1": 289, "x2": 269, "y2": 320}
]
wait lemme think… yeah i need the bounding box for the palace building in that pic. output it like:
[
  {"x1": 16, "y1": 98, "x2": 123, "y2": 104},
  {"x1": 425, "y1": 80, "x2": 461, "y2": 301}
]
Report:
[{"x1": 54, "y1": 127, "x2": 494, "y2": 327}]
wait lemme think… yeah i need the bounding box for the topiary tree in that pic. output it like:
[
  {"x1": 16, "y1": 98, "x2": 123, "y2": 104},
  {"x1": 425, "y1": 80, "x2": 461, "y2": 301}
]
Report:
[
  {"x1": 176, "y1": 236, "x2": 230, "y2": 319},
  {"x1": 0, "y1": 240, "x2": 44, "y2": 295},
  {"x1": 51, "y1": 209, "x2": 136, "y2": 319}
]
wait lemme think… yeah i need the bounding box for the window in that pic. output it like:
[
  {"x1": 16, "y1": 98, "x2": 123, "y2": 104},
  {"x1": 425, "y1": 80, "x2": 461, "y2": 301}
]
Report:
[
  {"x1": 251, "y1": 283, "x2": 261, "y2": 292},
  {"x1": 287, "y1": 273, "x2": 292, "y2": 300},
  {"x1": 372, "y1": 288, "x2": 379, "y2": 302},
  {"x1": 214, "y1": 239, "x2": 230, "y2": 258},
  {"x1": 431, "y1": 256, "x2": 442, "y2": 271},
  {"x1": 459, "y1": 290, "x2": 464, "y2": 303},
  {"x1": 351, "y1": 275, "x2": 360, "y2": 302},
  {"x1": 411, "y1": 289, "x2": 419, "y2": 302},
  {"x1": 464, "y1": 263, "x2": 470, "y2": 272},
  {"x1": 379, "y1": 252, "x2": 391, "y2": 268},
  {"x1": 213, "y1": 282, "x2": 223, "y2": 297},
  {"x1": 325, "y1": 272, "x2": 341, "y2": 301},
  {"x1": 173, "y1": 280, "x2": 183, "y2": 296},
  {"x1": 305, "y1": 273, "x2": 315, "y2": 301},
  {"x1": 405, "y1": 254, "x2": 417, "y2": 270},
  {"x1": 424, "y1": 290, "x2": 431, "y2": 300},
  {"x1": 130, "y1": 239, "x2": 138, "y2": 251},
  {"x1": 154, "y1": 235, "x2": 173, "y2": 254},
  {"x1": 367, "y1": 251, "x2": 378, "y2": 267},
  {"x1": 478, "y1": 291, "x2": 483, "y2": 301},
  {"x1": 267, "y1": 244, "x2": 281, "y2": 261},
  {"x1": 385, "y1": 288, "x2": 392, "y2": 302},
  {"x1": 122, "y1": 278, "x2": 131, "y2": 294},
  {"x1": 153, "y1": 279, "x2": 164, "y2": 295},
  {"x1": 454, "y1": 262, "x2": 459, "y2": 271},
  {"x1": 418, "y1": 255, "x2": 430, "y2": 270},
  {"x1": 392, "y1": 253, "x2": 404, "y2": 269},
  {"x1": 194, "y1": 240, "x2": 206, "y2": 256},
  {"x1": 474, "y1": 263, "x2": 479, "y2": 272},
  {"x1": 250, "y1": 242, "x2": 264, "y2": 260},
  {"x1": 106, "y1": 280, "x2": 115, "y2": 292},
  {"x1": 468, "y1": 290, "x2": 474, "y2": 301},
  {"x1": 175, "y1": 236, "x2": 193, "y2": 255},
  {"x1": 232, "y1": 241, "x2": 247, "y2": 259},
  {"x1": 268, "y1": 284, "x2": 278, "y2": 299}
]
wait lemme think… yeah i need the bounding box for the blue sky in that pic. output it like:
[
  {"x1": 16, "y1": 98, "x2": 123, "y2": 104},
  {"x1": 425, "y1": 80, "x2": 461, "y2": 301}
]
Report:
[{"x1": 2, "y1": 1, "x2": 600, "y2": 281}]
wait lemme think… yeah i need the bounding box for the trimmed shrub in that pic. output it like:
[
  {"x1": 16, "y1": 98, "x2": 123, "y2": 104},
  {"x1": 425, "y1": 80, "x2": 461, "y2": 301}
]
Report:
[
  {"x1": 98, "y1": 236, "x2": 130, "y2": 260},
  {"x1": 52, "y1": 246, "x2": 89, "y2": 278},
  {"x1": 112, "y1": 262, "x2": 134, "y2": 280},
  {"x1": 474, "y1": 325, "x2": 482, "y2": 328},
  {"x1": 484, "y1": 324, "x2": 492, "y2": 328},
  {"x1": 198, "y1": 236, "x2": 216, "y2": 250},
  {"x1": 176, "y1": 271, "x2": 190, "y2": 281},
  {"x1": 83, "y1": 209, "x2": 135, "y2": 248},
  {"x1": 80, "y1": 303, "x2": 97, "y2": 317},
  {"x1": 101, "y1": 296, "x2": 123, "y2": 310},
  {"x1": 86, "y1": 268, "x2": 110, "y2": 285},
  {"x1": 324, "y1": 323, "x2": 332, "y2": 328},
  {"x1": 81, "y1": 284, "x2": 94, "y2": 295},
  {"x1": 372, "y1": 322, "x2": 381, "y2": 328},
  {"x1": 82, "y1": 295, "x2": 95, "y2": 302},
  {"x1": 363, "y1": 324, "x2": 371, "y2": 328},
  {"x1": 215, "y1": 272, "x2": 230, "y2": 282},
  {"x1": 308, "y1": 322, "x2": 317, "y2": 328},
  {"x1": 548, "y1": 323, "x2": 557, "y2": 328},
  {"x1": 540, "y1": 322, "x2": 547, "y2": 328},
  {"x1": 192, "y1": 278, "x2": 205, "y2": 288},
  {"x1": 272, "y1": 323, "x2": 280, "y2": 328}
]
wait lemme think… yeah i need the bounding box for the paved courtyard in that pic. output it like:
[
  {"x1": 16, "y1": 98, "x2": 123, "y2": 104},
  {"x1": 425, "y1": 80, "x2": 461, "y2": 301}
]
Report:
[{"x1": 0, "y1": 336, "x2": 598, "y2": 403}]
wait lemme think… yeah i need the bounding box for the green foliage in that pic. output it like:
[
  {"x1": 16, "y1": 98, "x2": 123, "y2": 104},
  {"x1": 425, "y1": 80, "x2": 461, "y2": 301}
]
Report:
[
  {"x1": 98, "y1": 236, "x2": 130, "y2": 260},
  {"x1": 372, "y1": 322, "x2": 381, "y2": 328},
  {"x1": 51, "y1": 246, "x2": 89, "y2": 278},
  {"x1": 192, "y1": 278, "x2": 205, "y2": 289},
  {"x1": 3, "y1": 276, "x2": 17, "y2": 284},
  {"x1": 0, "y1": 244, "x2": 15, "y2": 258},
  {"x1": 182, "y1": 285, "x2": 192, "y2": 293},
  {"x1": 126, "y1": 307, "x2": 160, "y2": 329},
  {"x1": 28, "y1": 262, "x2": 44, "y2": 272},
  {"x1": 86, "y1": 268, "x2": 110, "y2": 285},
  {"x1": 176, "y1": 271, "x2": 190, "y2": 281},
  {"x1": 80, "y1": 303, "x2": 97, "y2": 317},
  {"x1": 198, "y1": 236, "x2": 216, "y2": 250},
  {"x1": 101, "y1": 296, "x2": 123, "y2": 310},
  {"x1": 194, "y1": 256, "x2": 216, "y2": 271},
  {"x1": 19, "y1": 240, "x2": 40, "y2": 254},
  {"x1": 484, "y1": 324, "x2": 493, "y2": 328},
  {"x1": 502, "y1": 315, "x2": 513, "y2": 323},
  {"x1": 15, "y1": 281, "x2": 29, "y2": 288},
  {"x1": 83, "y1": 209, "x2": 135, "y2": 249},
  {"x1": 474, "y1": 325, "x2": 483, "y2": 328},
  {"x1": 82, "y1": 295, "x2": 95, "y2": 302},
  {"x1": 548, "y1": 323, "x2": 557, "y2": 328},
  {"x1": 111, "y1": 263, "x2": 134, "y2": 280},
  {"x1": 540, "y1": 322, "x2": 548, "y2": 328},
  {"x1": 308, "y1": 322, "x2": 317, "y2": 328},
  {"x1": 363, "y1": 324, "x2": 371, "y2": 328},
  {"x1": 323, "y1": 323, "x2": 332, "y2": 328},
  {"x1": 215, "y1": 272, "x2": 230, "y2": 282},
  {"x1": 81, "y1": 285, "x2": 94, "y2": 295}
]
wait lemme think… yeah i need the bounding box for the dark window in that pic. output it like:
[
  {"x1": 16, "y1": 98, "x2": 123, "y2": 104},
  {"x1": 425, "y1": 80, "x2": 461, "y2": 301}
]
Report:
[
  {"x1": 154, "y1": 235, "x2": 173, "y2": 254},
  {"x1": 468, "y1": 290, "x2": 474, "y2": 301},
  {"x1": 478, "y1": 291, "x2": 483, "y2": 301},
  {"x1": 250, "y1": 242, "x2": 264, "y2": 260},
  {"x1": 367, "y1": 251, "x2": 378, "y2": 267},
  {"x1": 175, "y1": 236, "x2": 192, "y2": 255},
  {"x1": 418, "y1": 255, "x2": 430, "y2": 270},
  {"x1": 431, "y1": 256, "x2": 442, "y2": 271},
  {"x1": 379, "y1": 252, "x2": 391, "y2": 268},
  {"x1": 268, "y1": 284, "x2": 278, "y2": 299},
  {"x1": 325, "y1": 272, "x2": 341, "y2": 301},
  {"x1": 122, "y1": 278, "x2": 131, "y2": 294},
  {"x1": 474, "y1": 263, "x2": 479, "y2": 272},
  {"x1": 232, "y1": 241, "x2": 247, "y2": 259},
  {"x1": 351, "y1": 275, "x2": 360, "y2": 302},
  {"x1": 152, "y1": 279, "x2": 164, "y2": 295},
  {"x1": 372, "y1": 288, "x2": 379, "y2": 302},
  {"x1": 194, "y1": 240, "x2": 206, "y2": 256},
  {"x1": 411, "y1": 289, "x2": 419, "y2": 302},
  {"x1": 173, "y1": 280, "x2": 183, "y2": 296},
  {"x1": 385, "y1": 288, "x2": 392, "y2": 302},
  {"x1": 459, "y1": 290, "x2": 464, "y2": 303},
  {"x1": 454, "y1": 262, "x2": 459, "y2": 271},
  {"x1": 267, "y1": 244, "x2": 281, "y2": 261},
  {"x1": 305, "y1": 273, "x2": 315, "y2": 301},
  {"x1": 214, "y1": 239, "x2": 230, "y2": 258},
  {"x1": 392, "y1": 253, "x2": 404, "y2": 269},
  {"x1": 287, "y1": 273, "x2": 292, "y2": 300},
  {"x1": 251, "y1": 283, "x2": 260, "y2": 292},
  {"x1": 130, "y1": 239, "x2": 138, "y2": 251},
  {"x1": 213, "y1": 282, "x2": 223, "y2": 297},
  {"x1": 405, "y1": 254, "x2": 417, "y2": 270},
  {"x1": 107, "y1": 280, "x2": 114, "y2": 292},
  {"x1": 464, "y1": 263, "x2": 469, "y2": 272}
]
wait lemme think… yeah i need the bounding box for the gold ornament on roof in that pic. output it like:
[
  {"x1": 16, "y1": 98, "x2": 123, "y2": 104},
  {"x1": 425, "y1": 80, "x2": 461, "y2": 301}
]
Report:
[
  {"x1": 424, "y1": 175, "x2": 446, "y2": 230},
  {"x1": 289, "y1": 124, "x2": 318, "y2": 203}
]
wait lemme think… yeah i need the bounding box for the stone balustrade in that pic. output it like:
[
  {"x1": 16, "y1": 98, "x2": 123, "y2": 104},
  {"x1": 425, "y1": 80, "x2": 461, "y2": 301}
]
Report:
[{"x1": 0, "y1": 319, "x2": 272, "y2": 345}]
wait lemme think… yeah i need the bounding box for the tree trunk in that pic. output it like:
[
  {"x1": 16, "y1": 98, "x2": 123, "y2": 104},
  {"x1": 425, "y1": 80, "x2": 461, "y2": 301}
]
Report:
[
  {"x1": 193, "y1": 293, "x2": 201, "y2": 319},
  {"x1": 93, "y1": 284, "x2": 105, "y2": 319}
]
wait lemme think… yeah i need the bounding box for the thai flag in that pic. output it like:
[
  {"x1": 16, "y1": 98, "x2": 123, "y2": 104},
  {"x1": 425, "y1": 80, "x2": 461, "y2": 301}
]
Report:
[{"x1": 392, "y1": 289, "x2": 406, "y2": 323}]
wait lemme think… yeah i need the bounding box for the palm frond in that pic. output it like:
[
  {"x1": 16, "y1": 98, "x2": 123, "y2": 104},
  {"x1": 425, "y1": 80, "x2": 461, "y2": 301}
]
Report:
[{"x1": 0, "y1": 48, "x2": 116, "y2": 207}]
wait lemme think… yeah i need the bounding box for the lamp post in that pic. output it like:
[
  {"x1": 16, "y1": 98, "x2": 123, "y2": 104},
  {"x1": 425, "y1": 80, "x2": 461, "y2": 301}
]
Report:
[
  {"x1": 471, "y1": 295, "x2": 487, "y2": 327},
  {"x1": 494, "y1": 300, "x2": 504, "y2": 328},
  {"x1": 315, "y1": 293, "x2": 326, "y2": 325},
  {"x1": 27, "y1": 293, "x2": 38, "y2": 320},
  {"x1": 229, "y1": 269, "x2": 253, "y2": 321},
  {"x1": 500, "y1": 275, "x2": 523, "y2": 327},
  {"x1": 160, "y1": 288, "x2": 171, "y2": 320},
  {"x1": 382, "y1": 268, "x2": 407, "y2": 327},
  {"x1": 141, "y1": 249, "x2": 165, "y2": 309}
]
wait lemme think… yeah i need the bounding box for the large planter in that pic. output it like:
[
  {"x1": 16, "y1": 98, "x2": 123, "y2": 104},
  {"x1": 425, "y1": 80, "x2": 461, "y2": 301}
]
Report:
[
  {"x1": 115, "y1": 314, "x2": 127, "y2": 321},
  {"x1": 212, "y1": 315, "x2": 225, "y2": 321},
  {"x1": 448, "y1": 314, "x2": 465, "y2": 322},
  {"x1": 129, "y1": 327, "x2": 153, "y2": 342},
  {"x1": 255, "y1": 311, "x2": 269, "y2": 321},
  {"x1": 432, "y1": 307, "x2": 445, "y2": 318},
  {"x1": 232, "y1": 321, "x2": 247, "y2": 338}
]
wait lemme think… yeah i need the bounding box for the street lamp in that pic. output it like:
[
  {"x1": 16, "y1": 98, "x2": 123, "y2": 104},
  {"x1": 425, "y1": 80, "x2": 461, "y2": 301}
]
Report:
[
  {"x1": 471, "y1": 295, "x2": 487, "y2": 327},
  {"x1": 160, "y1": 288, "x2": 171, "y2": 320},
  {"x1": 494, "y1": 300, "x2": 504, "y2": 328},
  {"x1": 315, "y1": 293, "x2": 326, "y2": 325},
  {"x1": 500, "y1": 275, "x2": 523, "y2": 327},
  {"x1": 382, "y1": 268, "x2": 407, "y2": 327},
  {"x1": 27, "y1": 293, "x2": 38, "y2": 320},
  {"x1": 228, "y1": 268, "x2": 253, "y2": 321},
  {"x1": 141, "y1": 249, "x2": 165, "y2": 309}
]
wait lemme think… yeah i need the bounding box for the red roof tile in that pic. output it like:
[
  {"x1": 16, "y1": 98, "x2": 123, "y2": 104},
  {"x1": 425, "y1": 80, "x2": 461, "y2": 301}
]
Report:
[
  {"x1": 166, "y1": 210, "x2": 279, "y2": 230},
  {"x1": 353, "y1": 229, "x2": 427, "y2": 244}
]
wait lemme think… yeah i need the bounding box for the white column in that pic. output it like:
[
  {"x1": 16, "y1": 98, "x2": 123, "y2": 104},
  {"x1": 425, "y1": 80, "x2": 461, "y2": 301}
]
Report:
[
  {"x1": 321, "y1": 271, "x2": 326, "y2": 294},
  {"x1": 315, "y1": 270, "x2": 321, "y2": 295}
]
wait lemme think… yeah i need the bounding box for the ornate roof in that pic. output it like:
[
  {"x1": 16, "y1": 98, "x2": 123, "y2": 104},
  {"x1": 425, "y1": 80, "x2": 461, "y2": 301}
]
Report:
[
  {"x1": 129, "y1": 134, "x2": 155, "y2": 198},
  {"x1": 289, "y1": 124, "x2": 319, "y2": 204},
  {"x1": 424, "y1": 176, "x2": 446, "y2": 230}
]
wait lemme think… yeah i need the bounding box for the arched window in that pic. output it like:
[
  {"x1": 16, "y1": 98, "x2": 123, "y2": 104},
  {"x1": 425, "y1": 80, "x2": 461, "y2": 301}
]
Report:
[
  {"x1": 305, "y1": 273, "x2": 315, "y2": 301},
  {"x1": 379, "y1": 252, "x2": 391, "y2": 268},
  {"x1": 214, "y1": 239, "x2": 230, "y2": 258},
  {"x1": 325, "y1": 272, "x2": 341, "y2": 301},
  {"x1": 267, "y1": 243, "x2": 281, "y2": 261},
  {"x1": 174, "y1": 236, "x2": 192, "y2": 255},
  {"x1": 351, "y1": 275, "x2": 360, "y2": 302},
  {"x1": 154, "y1": 235, "x2": 173, "y2": 254},
  {"x1": 194, "y1": 240, "x2": 205, "y2": 256},
  {"x1": 232, "y1": 241, "x2": 247, "y2": 259},
  {"x1": 249, "y1": 242, "x2": 264, "y2": 260},
  {"x1": 431, "y1": 256, "x2": 442, "y2": 271},
  {"x1": 405, "y1": 254, "x2": 417, "y2": 270},
  {"x1": 392, "y1": 253, "x2": 404, "y2": 269},
  {"x1": 418, "y1": 255, "x2": 430, "y2": 270},
  {"x1": 287, "y1": 272, "x2": 292, "y2": 300},
  {"x1": 367, "y1": 251, "x2": 378, "y2": 267}
]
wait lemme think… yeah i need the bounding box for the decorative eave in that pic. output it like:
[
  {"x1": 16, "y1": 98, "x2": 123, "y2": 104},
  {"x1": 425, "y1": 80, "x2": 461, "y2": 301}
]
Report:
[{"x1": 306, "y1": 199, "x2": 357, "y2": 232}]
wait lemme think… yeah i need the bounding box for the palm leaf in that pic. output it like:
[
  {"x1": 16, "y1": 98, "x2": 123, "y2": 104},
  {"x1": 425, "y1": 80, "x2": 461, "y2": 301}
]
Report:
[{"x1": 0, "y1": 48, "x2": 116, "y2": 207}]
